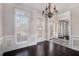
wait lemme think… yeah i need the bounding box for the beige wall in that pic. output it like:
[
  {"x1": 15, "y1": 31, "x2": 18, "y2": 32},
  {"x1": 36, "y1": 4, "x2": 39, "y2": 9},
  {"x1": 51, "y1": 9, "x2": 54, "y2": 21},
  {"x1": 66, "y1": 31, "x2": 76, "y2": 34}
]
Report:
[
  {"x1": 69, "y1": 5, "x2": 79, "y2": 50},
  {"x1": 70, "y1": 5, "x2": 79, "y2": 35},
  {"x1": 0, "y1": 4, "x2": 3, "y2": 55},
  {"x1": 0, "y1": 4, "x2": 2, "y2": 37},
  {"x1": 2, "y1": 4, "x2": 15, "y2": 36}
]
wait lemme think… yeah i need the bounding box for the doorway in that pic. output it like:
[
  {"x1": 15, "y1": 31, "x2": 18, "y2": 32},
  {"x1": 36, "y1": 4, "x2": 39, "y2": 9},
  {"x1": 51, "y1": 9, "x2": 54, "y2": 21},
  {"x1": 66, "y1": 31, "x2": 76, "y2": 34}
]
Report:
[
  {"x1": 48, "y1": 19, "x2": 55, "y2": 40},
  {"x1": 58, "y1": 20, "x2": 69, "y2": 40}
]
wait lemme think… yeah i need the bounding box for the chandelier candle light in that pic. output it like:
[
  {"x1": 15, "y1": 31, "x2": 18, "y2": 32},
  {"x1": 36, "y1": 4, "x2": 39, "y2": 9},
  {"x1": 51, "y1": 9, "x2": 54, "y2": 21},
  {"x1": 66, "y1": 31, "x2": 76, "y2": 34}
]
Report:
[{"x1": 42, "y1": 3, "x2": 58, "y2": 18}]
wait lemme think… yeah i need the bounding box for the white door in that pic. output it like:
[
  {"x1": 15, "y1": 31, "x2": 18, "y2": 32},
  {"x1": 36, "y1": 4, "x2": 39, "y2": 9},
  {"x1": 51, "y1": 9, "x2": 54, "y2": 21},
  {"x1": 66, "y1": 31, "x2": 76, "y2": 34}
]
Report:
[{"x1": 48, "y1": 20, "x2": 55, "y2": 39}]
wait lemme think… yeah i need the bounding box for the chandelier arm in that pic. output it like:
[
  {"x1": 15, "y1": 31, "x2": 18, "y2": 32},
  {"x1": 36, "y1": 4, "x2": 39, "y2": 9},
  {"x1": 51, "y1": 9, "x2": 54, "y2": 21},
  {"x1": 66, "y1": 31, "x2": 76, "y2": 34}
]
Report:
[{"x1": 42, "y1": 3, "x2": 58, "y2": 18}]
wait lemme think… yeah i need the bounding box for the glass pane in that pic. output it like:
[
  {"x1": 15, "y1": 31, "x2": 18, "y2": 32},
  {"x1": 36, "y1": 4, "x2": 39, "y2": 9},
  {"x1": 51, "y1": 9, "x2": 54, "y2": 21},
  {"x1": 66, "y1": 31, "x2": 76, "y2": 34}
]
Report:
[{"x1": 16, "y1": 10, "x2": 29, "y2": 42}]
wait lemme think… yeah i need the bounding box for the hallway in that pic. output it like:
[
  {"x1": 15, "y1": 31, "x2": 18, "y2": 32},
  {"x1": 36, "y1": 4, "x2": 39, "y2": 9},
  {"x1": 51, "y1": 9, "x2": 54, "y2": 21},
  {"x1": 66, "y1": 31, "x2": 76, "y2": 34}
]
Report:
[{"x1": 3, "y1": 41, "x2": 79, "y2": 56}]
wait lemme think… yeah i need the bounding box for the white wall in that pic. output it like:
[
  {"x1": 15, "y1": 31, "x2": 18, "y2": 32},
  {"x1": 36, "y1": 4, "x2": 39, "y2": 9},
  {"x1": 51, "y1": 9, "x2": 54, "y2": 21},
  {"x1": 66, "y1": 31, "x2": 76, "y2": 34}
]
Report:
[
  {"x1": 49, "y1": 11, "x2": 71, "y2": 39},
  {"x1": 1, "y1": 3, "x2": 79, "y2": 53},
  {"x1": 69, "y1": 5, "x2": 79, "y2": 50},
  {"x1": 1, "y1": 3, "x2": 46, "y2": 53},
  {"x1": 0, "y1": 4, "x2": 2, "y2": 37},
  {"x1": 56, "y1": 4, "x2": 79, "y2": 51},
  {"x1": 0, "y1": 4, "x2": 3, "y2": 56}
]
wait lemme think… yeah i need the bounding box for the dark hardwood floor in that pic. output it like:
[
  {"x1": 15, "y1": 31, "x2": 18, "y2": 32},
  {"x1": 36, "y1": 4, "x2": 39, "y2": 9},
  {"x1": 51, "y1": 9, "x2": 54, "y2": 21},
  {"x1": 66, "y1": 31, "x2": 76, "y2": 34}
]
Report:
[{"x1": 3, "y1": 41, "x2": 79, "y2": 56}]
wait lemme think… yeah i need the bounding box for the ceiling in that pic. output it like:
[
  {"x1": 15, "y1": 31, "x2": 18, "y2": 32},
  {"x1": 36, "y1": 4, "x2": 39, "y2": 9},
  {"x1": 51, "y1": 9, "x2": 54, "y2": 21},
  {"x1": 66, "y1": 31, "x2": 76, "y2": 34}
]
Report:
[{"x1": 18, "y1": 3, "x2": 79, "y2": 13}]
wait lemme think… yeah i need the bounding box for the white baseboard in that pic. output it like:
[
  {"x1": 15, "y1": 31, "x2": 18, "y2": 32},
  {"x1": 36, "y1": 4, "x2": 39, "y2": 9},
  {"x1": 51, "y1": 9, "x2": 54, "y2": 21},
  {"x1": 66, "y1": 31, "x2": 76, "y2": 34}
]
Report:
[{"x1": 69, "y1": 34, "x2": 79, "y2": 51}]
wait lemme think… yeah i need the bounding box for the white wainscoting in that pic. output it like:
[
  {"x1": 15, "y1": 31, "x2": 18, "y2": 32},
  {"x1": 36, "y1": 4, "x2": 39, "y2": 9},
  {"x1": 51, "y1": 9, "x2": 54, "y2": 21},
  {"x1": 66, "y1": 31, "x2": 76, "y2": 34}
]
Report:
[
  {"x1": 1, "y1": 35, "x2": 47, "y2": 53},
  {"x1": 1, "y1": 35, "x2": 79, "y2": 54},
  {"x1": 70, "y1": 35, "x2": 79, "y2": 51},
  {"x1": 0, "y1": 37, "x2": 3, "y2": 56},
  {"x1": 49, "y1": 35, "x2": 79, "y2": 51},
  {"x1": 2, "y1": 35, "x2": 37, "y2": 53}
]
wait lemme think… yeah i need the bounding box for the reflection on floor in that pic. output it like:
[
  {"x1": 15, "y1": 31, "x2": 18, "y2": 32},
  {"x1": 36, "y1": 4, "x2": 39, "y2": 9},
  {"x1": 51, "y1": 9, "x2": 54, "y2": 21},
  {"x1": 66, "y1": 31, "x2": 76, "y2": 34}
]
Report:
[
  {"x1": 51, "y1": 38, "x2": 69, "y2": 48},
  {"x1": 3, "y1": 41, "x2": 79, "y2": 56}
]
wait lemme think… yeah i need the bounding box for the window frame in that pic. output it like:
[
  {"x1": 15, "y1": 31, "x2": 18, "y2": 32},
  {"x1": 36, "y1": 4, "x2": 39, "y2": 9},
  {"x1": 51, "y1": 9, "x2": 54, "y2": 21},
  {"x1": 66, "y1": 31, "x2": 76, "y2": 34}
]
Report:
[{"x1": 15, "y1": 8, "x2": 31, "y2": 44}]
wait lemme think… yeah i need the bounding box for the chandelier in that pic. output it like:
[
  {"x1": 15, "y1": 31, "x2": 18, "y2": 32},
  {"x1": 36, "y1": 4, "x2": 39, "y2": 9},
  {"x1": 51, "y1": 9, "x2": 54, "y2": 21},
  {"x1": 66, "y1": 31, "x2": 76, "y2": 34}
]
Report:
[{"x1": 42, "y1": 3, "x2": 58, "y2": 18}]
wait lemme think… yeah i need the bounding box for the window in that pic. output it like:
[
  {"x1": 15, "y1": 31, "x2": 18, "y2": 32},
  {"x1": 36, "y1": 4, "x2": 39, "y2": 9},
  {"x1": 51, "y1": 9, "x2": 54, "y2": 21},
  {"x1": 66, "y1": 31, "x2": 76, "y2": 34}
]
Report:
[{"x1": 15, "y1": 9, "x2": 29, "y2": 42}]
